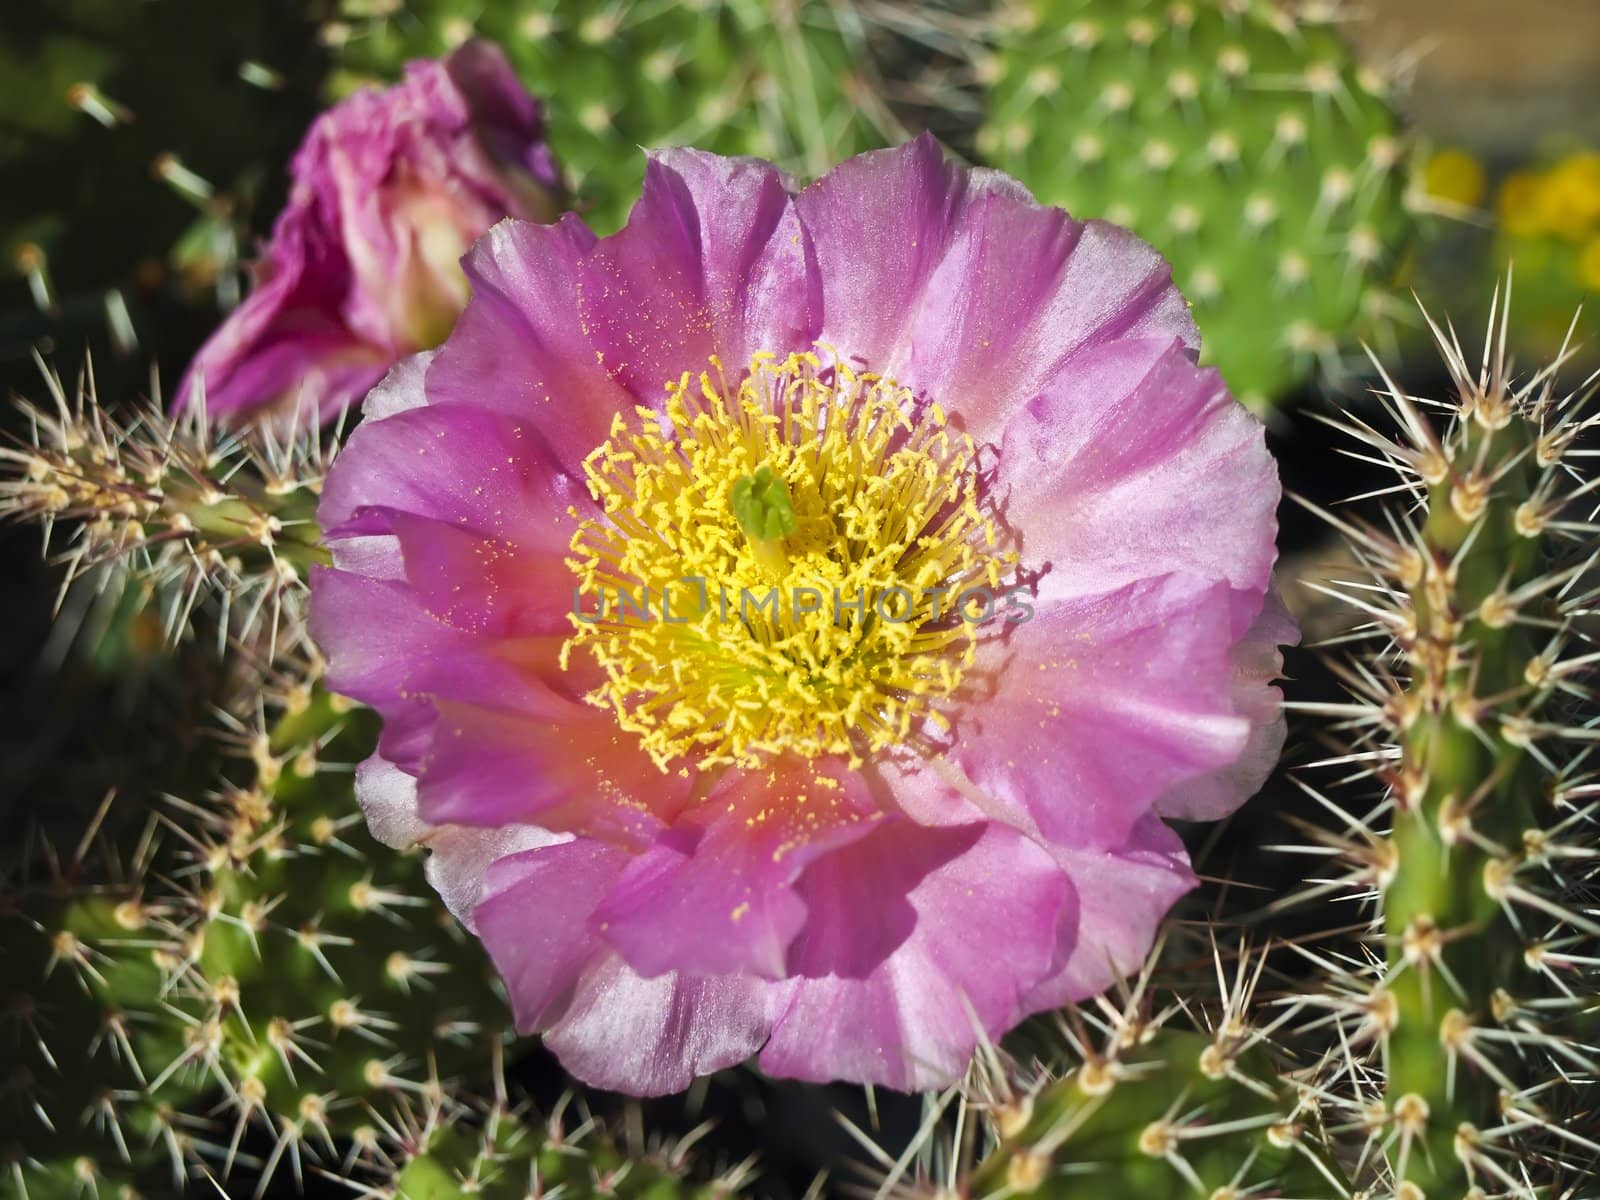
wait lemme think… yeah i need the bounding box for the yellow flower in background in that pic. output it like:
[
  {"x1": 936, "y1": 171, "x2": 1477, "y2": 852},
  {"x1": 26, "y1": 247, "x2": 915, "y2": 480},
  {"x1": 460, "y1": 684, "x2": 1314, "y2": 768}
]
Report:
[
  {"x1": 1540, "y1": 153, "x2": 1600, "y2": 242},
  {"x1": 1498, "y1": 171, "x2": 1546, "y2": 239},
  {"x1": 1498, "y1": 151, "x2": 1600, "y2": 244},
  {"x1": 1423, "y1": 148, "x2": 1487, "y2": 210},
  {"x1": 1580, "y1": 237, "x2": 1600, "y2": 292}
]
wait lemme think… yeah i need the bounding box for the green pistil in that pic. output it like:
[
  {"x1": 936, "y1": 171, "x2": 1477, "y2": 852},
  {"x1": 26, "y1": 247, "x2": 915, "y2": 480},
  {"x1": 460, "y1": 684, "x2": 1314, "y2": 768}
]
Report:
[
  {"x1": 731, "y1": 465, "x2": 796, "y2": 540},
  {"x1": 731, "y1": 465, "x2": 795, "y2": 576}
]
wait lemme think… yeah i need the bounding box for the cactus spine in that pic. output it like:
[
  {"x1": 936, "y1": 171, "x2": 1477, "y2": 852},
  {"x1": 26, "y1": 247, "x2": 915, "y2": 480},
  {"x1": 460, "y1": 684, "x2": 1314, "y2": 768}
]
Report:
[
  {"x1": 0, "y1": 359, "x2": 325, "y2": 656},
  {"x1": 1301, "y1": 289, "x2": 1600, "y2": 1197},
  {"x1": 1, "y1": 662, "x2": 508, "y2": 1198},
  {"x1": 366, "y1": 1089, "x2": 751, "y2": 1200}
]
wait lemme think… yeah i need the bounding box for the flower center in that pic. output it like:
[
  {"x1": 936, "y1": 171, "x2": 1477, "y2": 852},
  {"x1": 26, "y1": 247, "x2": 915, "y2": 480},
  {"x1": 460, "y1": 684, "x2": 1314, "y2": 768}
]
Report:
[{"x1": 564, "y1": 350, "x2": 1015, "y2": 770}]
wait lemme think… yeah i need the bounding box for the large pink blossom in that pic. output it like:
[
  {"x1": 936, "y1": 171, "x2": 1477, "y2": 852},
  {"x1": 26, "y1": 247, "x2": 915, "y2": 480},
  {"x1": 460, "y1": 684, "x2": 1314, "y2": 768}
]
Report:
[
  {"x1": 175, "y1": 41, "x2": 561, "y2": 428},
  {"x1": 310, "y1": 136, "x2": 1292, "y2": 1094}
]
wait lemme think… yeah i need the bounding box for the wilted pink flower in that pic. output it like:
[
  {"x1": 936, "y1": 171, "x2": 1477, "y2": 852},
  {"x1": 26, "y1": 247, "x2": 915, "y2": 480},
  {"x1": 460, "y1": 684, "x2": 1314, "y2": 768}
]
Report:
[
  {"x1": 175, "y1": 41, "x2": 561, "y2": 427},
  {"x1": 310, "y1": 136, "x2": 1292, "y2": 1094}
]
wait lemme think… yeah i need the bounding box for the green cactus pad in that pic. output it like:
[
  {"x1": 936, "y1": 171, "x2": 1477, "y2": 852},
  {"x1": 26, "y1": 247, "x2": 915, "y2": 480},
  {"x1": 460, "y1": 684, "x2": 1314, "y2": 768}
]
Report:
[
  {"x1": 377, "y1": 1099, "x2": 746, "y2": 1200},
  {"x1": 1, "y1": 680, "x2": 509, "y2": 1197},
  {"x1": 325, "y1": 0, "x2": 912, "y2": 233},
  {"x1": 979, "y1": 0, "x2": 1413, "y2": 410}
]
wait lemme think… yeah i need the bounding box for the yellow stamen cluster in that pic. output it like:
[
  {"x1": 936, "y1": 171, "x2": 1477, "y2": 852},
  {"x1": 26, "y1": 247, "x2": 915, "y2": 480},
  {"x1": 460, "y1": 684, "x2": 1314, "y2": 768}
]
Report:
[{"x1": 564, "y1": 349, "x2": 1015, "y2": 770}]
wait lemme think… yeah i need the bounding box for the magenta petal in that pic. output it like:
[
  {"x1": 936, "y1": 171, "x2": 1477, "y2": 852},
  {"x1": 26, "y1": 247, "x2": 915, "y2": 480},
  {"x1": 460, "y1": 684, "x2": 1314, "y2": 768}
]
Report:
[
  {"x1": 906, "y1": 206, "x2": 1196, "y2": 444},
  {"x1": 309, "y1": 569, "x2": 455, "y2": 769},
  {"x1": 320, "y1": 399, "x2": 590, "y2": 543},
  {"x1": 362, "y1": 349, "x2": 433, "y2": 419},
  {"x1": 795, "y1": 134, "x2": 1194, "y2": 424},
  {"x1": 422, "y1": 216, "x2": 633, "y2": 477},
  {"x1": 307, "y1": 567, "x2": 554, "y2": 770},
  {"x1": 954, "y1": 573, "x2": 1248, "y2": 849},
  {"x1": 760, "y1": 821, "x2": 1068, "y2": 1090},
  {"x1": 175, "y1": 42, "x2": 560, "y2": 428},
  {"x1": 786, "y1": 819, "x2": 976, "y2": 979},
  {"x1": 1022, "y1": 814, "x2": 1196, "y2": 1010},
  {"x1": 476, "y1": 840, "x2": 628, "y2": 1030},
  {"x1": 426, "y1": 150, "x2": 817, "y2": 476},
  {"x1": 796, "y1": 134, "x2": 968, "y2": 374},
  {"x1": 1157, "y1": 586, "x2": 1296, "y2": 822},
  {"x1": 544, "y1": 957, "x2": 786, "y2": 1096},
  {"x1": 578, "y1": 150, "x2": 819, "y2": 393},
  {"x1": 419, "y1": 698, "x2": 684, "y2": 844},
  {"x1": 998, "y1": 337, "x2": 1279, "y2": 614},
  {"x1": 384, "y1": 512, "x2": 569, "y2": 639},
  {"x1": 594, "y1": 760, "x2": 880, "y2": 979},
  {"x1": 354, "y1": 752, "x2": 564, "y2": 926},
  {"x1": 354, "y1": 752, "x2": 433, "y2": 851}
]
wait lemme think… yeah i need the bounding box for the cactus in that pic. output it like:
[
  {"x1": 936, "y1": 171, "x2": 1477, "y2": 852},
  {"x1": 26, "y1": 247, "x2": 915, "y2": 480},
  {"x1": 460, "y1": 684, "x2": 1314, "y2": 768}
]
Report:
[
  {"x1": 0, "y1": 357, "x2": 326, "y2": 660},
  {"x1": 1291, "y1": 287, "x2": 1600, "y2": 1197},
  {"x1": 900, "y1": 946, "x2": 1346, "y2": 1200},
  {"x1": 0, "y1": 662, "x2": 509, "y2": 1198},
  {"x1": 323, "y1": 0, "x2": 923, "y2": 233},
  {"x1": 978, "y1": 0, "x2": 1414, "y2": 410},
  {"x1": 364, "y1": 1089, "x2": 752, "y2": 1200},
  {"x1": 0, "y1": 793, "x2": 184, "y2": 1200}
]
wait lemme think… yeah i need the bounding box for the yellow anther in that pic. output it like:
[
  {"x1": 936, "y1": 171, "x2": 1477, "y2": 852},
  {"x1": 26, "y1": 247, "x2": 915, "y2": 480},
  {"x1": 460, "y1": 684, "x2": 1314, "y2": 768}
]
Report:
[{"x1": 564, "y1": 351, "x2": 1014, "y2": 770}]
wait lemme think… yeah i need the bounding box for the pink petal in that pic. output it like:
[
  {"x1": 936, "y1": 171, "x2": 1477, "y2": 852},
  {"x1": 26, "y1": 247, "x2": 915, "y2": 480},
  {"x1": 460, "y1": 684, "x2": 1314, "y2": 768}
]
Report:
[
  {"x1": 308, "y1": 568, "x2": 554, "y2": 769},
  {"x1": 796, "y1": 134, "x2": 1194, "y2": 430},
  {"x1": 476, "y1": 839, "x2": 629, "y2": 1029},
  {"x1": 354, "y1": 753, "x2": 565, "y2": 927},
  {"x1": 593, "y1": 758, "x2": 881, "y2": 980},
  {"x1": 760, "y1": 821, "x2": 1068, "y2": 1090},
  {"x1": 423, "y1": 216, "x2": 632, "y2": 478},
  {"x1": 321, "y1": 400, "x2": 590, "y2": 546},
  {"x1": 362, "y1": 348, "x2": 434, "y2": 419},
  {"x1": 419, "y1": 697, "x2": 686, "y2": 845},
  {"x1": 1021, "y1": 813, "x2": 1196, "y2": 1009},
  {"x1": 579, "y1": 149, "x2": 818, "y2": 393},
  {"x1": 795, "y1": 134, "x2": 970, "y2": 375},
  {"x1": 544, "y1": 956, "x2": 787, "y2": 1096},
  {"x1": 384, "y1": 511, "x2": 571, "y2": 639},
  {"x1": 951, "y1": 573, "x2": 1248, "y2": 849},
  {"x1": 997, "y1": 337, "x2": 1279, "y2": 618},
  {"x1": 424, "y1": 151, "x2": 818, "y2": 476},
  {"x1": 1156, "y1": 586, "x2": 1297, "y2": 822},
  {"x1": 786, "y1": 819, "x2": 975, "y2": 979},
  {"x1": 906, "y1": 207, "x2": 1196, "y2": 444}
]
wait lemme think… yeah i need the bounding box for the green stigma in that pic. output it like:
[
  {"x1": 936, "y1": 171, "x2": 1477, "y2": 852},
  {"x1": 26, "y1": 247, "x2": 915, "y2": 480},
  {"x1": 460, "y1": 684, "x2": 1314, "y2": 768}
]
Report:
[{"x1": 730, "y1": 465, "x2": 796, "y2": 542}]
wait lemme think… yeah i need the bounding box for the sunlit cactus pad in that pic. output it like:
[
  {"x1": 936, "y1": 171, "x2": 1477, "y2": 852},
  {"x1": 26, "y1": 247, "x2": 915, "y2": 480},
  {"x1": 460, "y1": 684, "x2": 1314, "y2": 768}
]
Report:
[
  {"x1": 979, "y1": 0, "x2": 1412, "y2": 409},
  {"x1": 325, "y1": 0, "x2": 907, "y2": 232}
]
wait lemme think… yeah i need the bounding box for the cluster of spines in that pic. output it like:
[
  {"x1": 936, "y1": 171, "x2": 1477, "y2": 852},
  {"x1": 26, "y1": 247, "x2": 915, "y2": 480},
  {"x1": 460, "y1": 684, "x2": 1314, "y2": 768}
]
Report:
[
  {"x1": 1, "y1": 792, "x2": 170, "y2": 1200},
  {"x1": 1286, "y1": 288, "x2": 1600, "y2": 1197},
  {"x1": 874, "y1": 944, "x2": 1346, "y2": 1200},
  {"x1": 0, "y1": 356, "x2": 329, "y2": 660},
  {"x1": 976, "y1": 0, "x2": 1414, "y2": 409},
  {"x1": 360, "y1": 1080, "x2": 753, "y2": 1200},
  {"x1": 1, "y1": 656, "x2": 509, "y2": 1199}
]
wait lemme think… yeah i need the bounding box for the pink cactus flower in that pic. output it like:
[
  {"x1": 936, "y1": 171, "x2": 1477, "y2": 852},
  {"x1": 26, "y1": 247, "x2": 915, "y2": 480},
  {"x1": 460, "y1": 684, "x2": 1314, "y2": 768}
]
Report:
[
  {"x1": 310, "y1": 135, "x2": 1293, "y2": 1094},
  {"x1": 175, "y1": 41, "x2": 562, "y2": 428}
]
